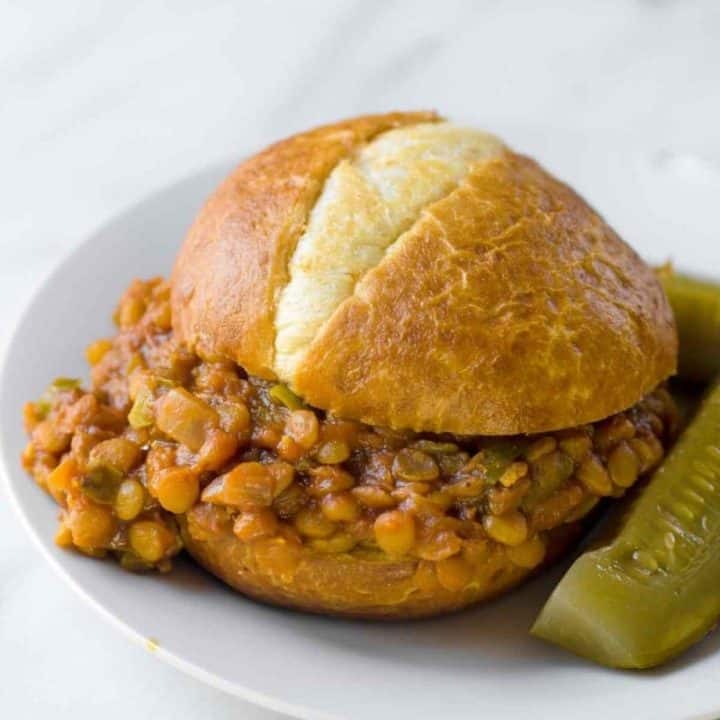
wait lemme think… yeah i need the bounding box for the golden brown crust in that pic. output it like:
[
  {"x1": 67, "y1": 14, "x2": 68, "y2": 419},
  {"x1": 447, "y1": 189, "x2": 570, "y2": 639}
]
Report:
[
  {"x1": 295, "y1": 152, "x2": 677, "y2": 434},
  {"x1": 171, "y1": 112, "x2": 677, "y2": 434},
  {"x1": 179, "y1": 517, "x2": 581, "y2": 619},
  {"x1": 171, "y1": 111, "x2": 439, "y2": 378}
]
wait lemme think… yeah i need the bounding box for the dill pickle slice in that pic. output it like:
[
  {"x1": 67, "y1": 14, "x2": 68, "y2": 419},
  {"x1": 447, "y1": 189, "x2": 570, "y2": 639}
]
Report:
[
  {"x1": 531, "y1": 381, "x2": 720, "y2": 669},
  {"x1": 660, "y1": 272, "x2": 720, "y2": 382}
]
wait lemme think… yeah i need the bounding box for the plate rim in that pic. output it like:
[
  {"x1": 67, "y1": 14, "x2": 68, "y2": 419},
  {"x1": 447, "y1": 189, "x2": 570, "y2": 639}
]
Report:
[{"x1": 3, "y1": 157, "x2": 719, "y2": 720}]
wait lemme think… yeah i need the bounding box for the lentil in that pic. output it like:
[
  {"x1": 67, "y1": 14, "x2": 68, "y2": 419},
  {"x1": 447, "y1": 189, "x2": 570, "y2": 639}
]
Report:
[
  {"x1": 558, "y1": 432, "x2": 592, "y2": 462},
  {"x1": 392, "y1": 449, "x2": 440, "y2": 482},
  {"x1": 595, "y1": 415, "x2": 636, "y2": 451},
  {"x1": 483, "y1": 511, "x2": 529, "y2": 546},
  {"x1": 435, "y1": 555, "x2": 473, "y2": 591},
  {"x1": 608, "y1": 441, "x2": 641, "y2": 489},
  {"x1": 129, "y1": 520, "x2": 175, "y2": 563},
  {"x1": 526, "y1": 437, "x2": 557, "y2": 462},
  {"x1": 85, "y1": 339, "x2": 113, "y2": 366},
  {"x1": 310, "y1": 533, "x2": 357, "y2": 554},
  {"x1": 577, "y1": 454, "x2": 613, "y2": 496},
  {"x1": 531, "y1": 484, "x2": 585, "y2": 531},
  {"x1": 507, "y1": 535, "x2": 546, "y2": 569},
  {"x1": 88, "y1": 437, "x2": 141, "y2": 474},
  {"x1": 321, "y1": 492, "x2": 360, "y2": 522},
  {"x1": 68, "y1": 503, "x2": 116, "y2": 549},
  {"x1": 114, "y1": 479, "x2": 146, "y2": 521},
  {"x1": 316, "y1": 440, "x2": 351, "y2": 465},
  {"x1": 46, "y1": 457, "x2": 77, "y2": 503},
  {"x1": 151, "y1": 467, "x2": 199, "y2": 514},
  {"x1": 499, "y1": 461, "x2": 529, "y2": 487},
  {"x1": 351, "y1": 485, "x2": 397, "y2": 509},
  {"x1": 415, "y1": 529, "x2": 463, "y2": 561},
  {"x1": 294, "y1": 507, "x2": 337, "y2": 539},
  {"x1": 374, "y1": 510, "x2": 416, "y2": 556}
]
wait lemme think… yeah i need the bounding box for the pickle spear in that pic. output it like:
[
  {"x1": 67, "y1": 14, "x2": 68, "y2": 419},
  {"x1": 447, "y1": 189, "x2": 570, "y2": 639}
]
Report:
[
  {"x1": 660, "y1": 271, "x2": 720, "y2": 382},
  {"x1": 532, "y1": 380, "x2": 720, "y2": 669}
]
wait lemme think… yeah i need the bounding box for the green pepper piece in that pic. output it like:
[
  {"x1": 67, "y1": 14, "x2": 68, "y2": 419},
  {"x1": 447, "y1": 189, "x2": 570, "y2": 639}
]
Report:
[
  {"x1": 51, "y1": 377, "x2": 82, "y2": 390},
  {"x1": 269, "y1": 383, "x2": 304, "y2": 410},
  {"x1": 660, "y1": 272, "x2": 720, "y2": 382},
  {"x1": 531, "y1": 380, "x2": 720, "y2": 669},
  {"x1": 34, "y1": 377, "x2": 83, "y2": 418},
  {"x1": 128, "y1": 386, "x2": 154, "y2": 429},
  {"x1": 522, "y1": 451, "x2": 574, "y2": 509},
  {"x1": 33, "y1": 398, "x2": 52, "y2": 419},
  {"x1": 80, "y1": 466, "x2": 123, "y2": 504},
  {"x1": 472, "y1": 439, "x2": 527, "y2": 484}
]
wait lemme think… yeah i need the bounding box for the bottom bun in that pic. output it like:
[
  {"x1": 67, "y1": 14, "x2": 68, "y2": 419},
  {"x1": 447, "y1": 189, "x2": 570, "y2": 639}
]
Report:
[{"x1": 179, "y1": 516, "x2": 582, "y2": 619}]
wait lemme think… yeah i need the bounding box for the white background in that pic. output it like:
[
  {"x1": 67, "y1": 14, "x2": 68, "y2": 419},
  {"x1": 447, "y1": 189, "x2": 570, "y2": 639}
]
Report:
[{"x1": 2, "y1": 1, "x2": 719, "y2": 718}]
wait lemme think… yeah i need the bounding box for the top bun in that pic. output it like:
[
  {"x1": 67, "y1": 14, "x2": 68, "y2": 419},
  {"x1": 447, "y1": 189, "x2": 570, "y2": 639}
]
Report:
[{"x1": 171, "y1": 111, "x2": 677, "y2": 435}]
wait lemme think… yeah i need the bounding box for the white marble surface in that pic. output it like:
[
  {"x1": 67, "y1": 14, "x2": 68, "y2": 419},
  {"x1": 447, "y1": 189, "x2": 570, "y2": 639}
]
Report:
[{"x1": 2, "y1": 1, "x2": 719, "y2": 718}]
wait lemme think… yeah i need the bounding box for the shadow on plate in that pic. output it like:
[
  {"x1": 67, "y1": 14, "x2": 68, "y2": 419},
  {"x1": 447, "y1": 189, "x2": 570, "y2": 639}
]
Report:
[
  {"x1": 158, "y1": 550, "x2": 589, "y2": 671},
  {"x1": 160, "y1": 536, "x2": 720, "y2": 677}
]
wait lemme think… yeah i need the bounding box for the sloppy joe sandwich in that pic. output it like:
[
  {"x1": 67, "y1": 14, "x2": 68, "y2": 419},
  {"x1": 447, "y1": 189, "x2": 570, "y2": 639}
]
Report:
[{"x1": 22, "y1": 111, "x2": 679, "y2": 618}]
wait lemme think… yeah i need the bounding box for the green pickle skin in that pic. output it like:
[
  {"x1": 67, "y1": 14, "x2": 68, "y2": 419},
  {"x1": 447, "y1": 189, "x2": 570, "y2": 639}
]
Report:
[
  {"x1": 532, "y1": 381, "x2": 720, "y2": 669},
  {"x1": 661, "y1": 273, "x2": 720, "y2": 382}
]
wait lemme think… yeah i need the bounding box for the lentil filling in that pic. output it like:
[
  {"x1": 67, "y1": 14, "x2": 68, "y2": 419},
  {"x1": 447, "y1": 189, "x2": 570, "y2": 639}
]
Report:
[{"x1": 22, "y1": 278, "x2": 678, "y2": 576}]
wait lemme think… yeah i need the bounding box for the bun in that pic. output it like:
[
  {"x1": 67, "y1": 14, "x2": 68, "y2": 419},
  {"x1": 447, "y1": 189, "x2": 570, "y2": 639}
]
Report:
[
  {"x1": 172, "y1": 111, "x2": 676, "y2": 435},
  {"x1": 179, "y1": 516, "x2": 580, "y2": 619}
]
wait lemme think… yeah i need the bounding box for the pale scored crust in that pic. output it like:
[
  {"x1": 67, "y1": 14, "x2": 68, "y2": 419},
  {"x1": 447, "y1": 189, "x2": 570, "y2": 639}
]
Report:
[
  {"x1": 172, "y1": 112, "x2": 677, "y2": 435},
  {"x1": 274, "y1": 122, "x2": 503, "y2": 378}
]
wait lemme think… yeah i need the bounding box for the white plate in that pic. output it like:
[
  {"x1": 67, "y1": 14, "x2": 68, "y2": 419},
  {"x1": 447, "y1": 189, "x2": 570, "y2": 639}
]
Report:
[{"x1": 3, "y1": 132, "x2": 720, "y2": 720}]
